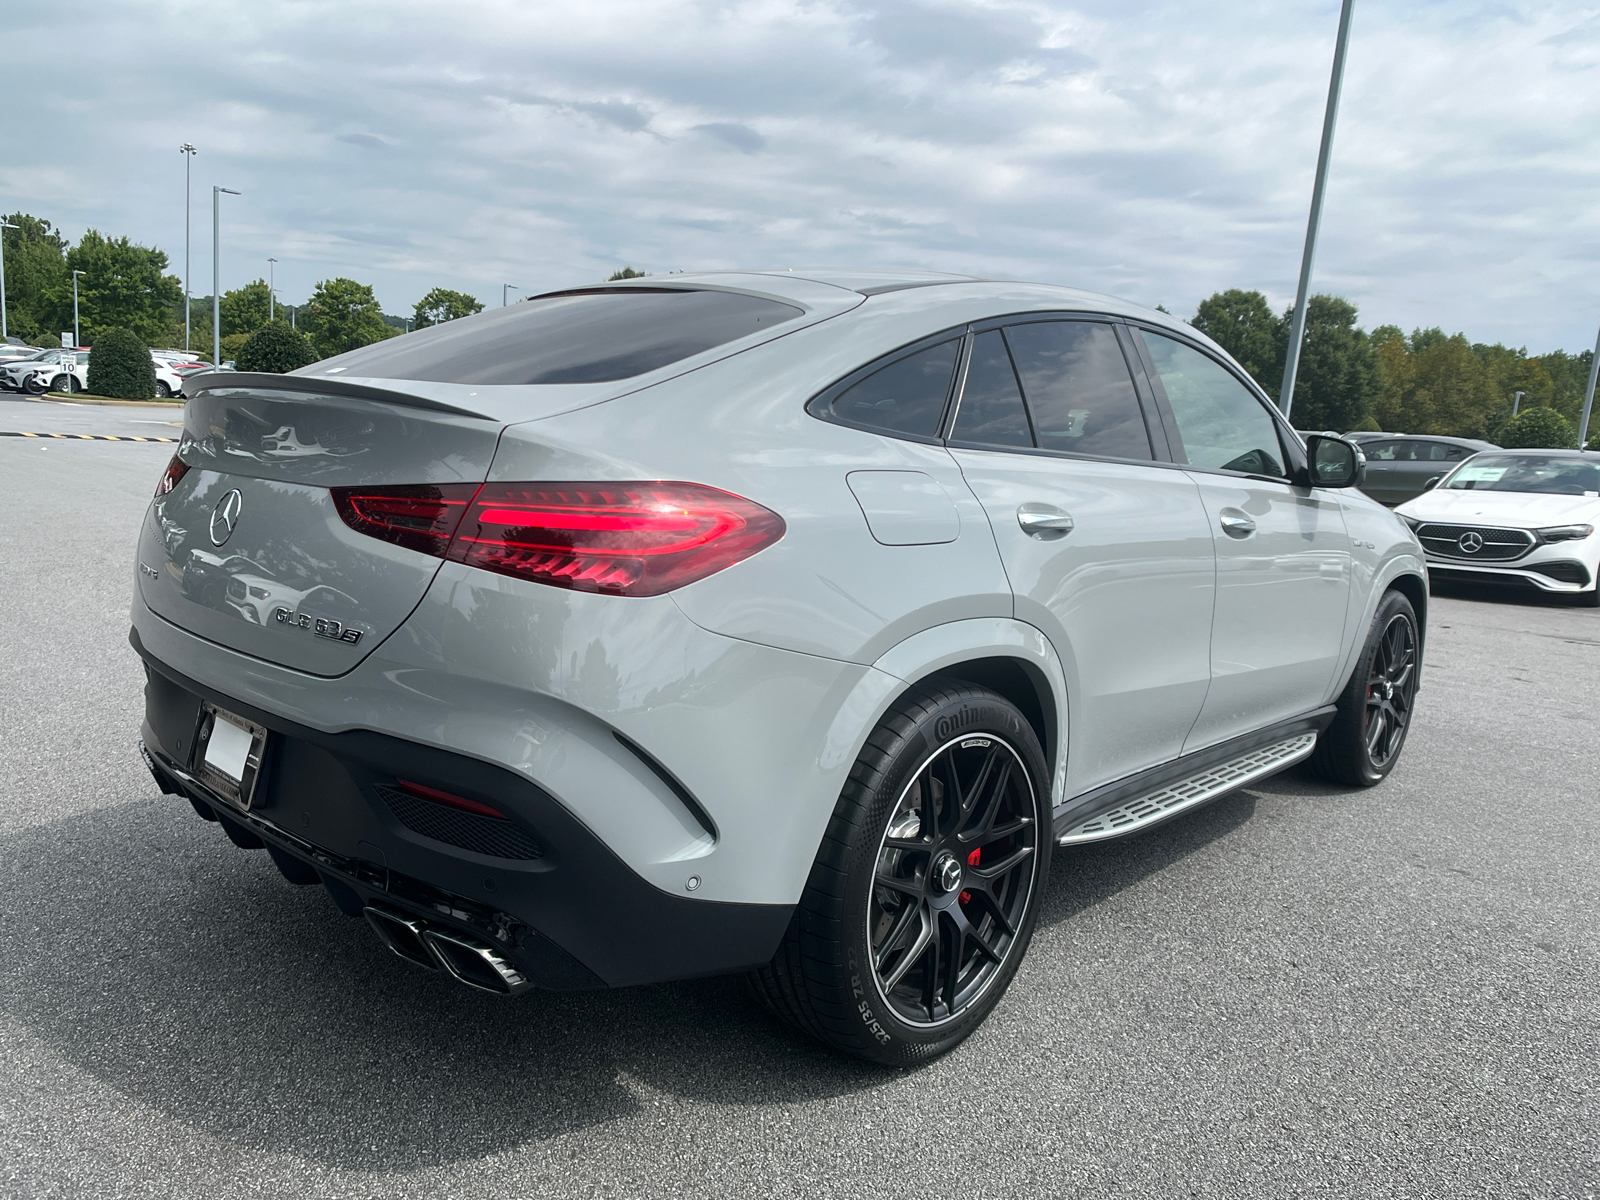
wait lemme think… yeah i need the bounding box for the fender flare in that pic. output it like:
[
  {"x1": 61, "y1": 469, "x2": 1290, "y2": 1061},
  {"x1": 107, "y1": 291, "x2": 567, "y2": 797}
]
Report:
[
  {"x1": 1328, "y1": 551, "x2": 1429, "y2": 700},
  {"x1": 819, "y1": 617, "x2": 1070, "y2": 808}
]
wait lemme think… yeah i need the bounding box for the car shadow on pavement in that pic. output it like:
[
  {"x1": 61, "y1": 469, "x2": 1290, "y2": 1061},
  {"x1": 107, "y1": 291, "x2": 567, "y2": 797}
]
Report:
[
  {"x1": 0, "y1": 795, "x2": 886, "y2": 1170},
  {"x1": 0, "y1": 774, "x2": 1354, "y2": 1171}
]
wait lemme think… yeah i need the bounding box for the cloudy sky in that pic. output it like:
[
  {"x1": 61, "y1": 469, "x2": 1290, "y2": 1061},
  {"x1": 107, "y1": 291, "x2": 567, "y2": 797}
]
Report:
[{"x1": 8, "y1": 0, "x2": 1599, "y2": 350}]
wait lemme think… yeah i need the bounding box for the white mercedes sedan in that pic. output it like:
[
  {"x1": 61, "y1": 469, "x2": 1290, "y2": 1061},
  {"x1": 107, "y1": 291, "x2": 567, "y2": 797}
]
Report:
[{"x1": 1396, "y1": 449, "x2": 1600, "y2": 606}]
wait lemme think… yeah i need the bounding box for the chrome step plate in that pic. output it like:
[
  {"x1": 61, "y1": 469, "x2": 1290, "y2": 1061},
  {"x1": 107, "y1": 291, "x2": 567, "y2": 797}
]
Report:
[{"x1": 1056, "y1": 732, "x2": 1319, "y2": 845}]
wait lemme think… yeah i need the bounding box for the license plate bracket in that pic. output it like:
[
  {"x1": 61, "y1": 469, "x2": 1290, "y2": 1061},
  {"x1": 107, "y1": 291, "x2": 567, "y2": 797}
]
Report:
[{"x1": 193, "y1": 703, "x2": 270, "y2": 810}]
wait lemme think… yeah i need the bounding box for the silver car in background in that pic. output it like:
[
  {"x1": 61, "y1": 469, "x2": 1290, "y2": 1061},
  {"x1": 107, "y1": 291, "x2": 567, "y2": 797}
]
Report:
[{"x1": 132, "y1": 271, "x2": 1427, "y2": 1063}]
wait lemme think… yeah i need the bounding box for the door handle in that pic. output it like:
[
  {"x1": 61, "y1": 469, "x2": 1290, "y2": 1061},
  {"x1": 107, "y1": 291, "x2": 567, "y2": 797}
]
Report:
[
  {"x1": 1219, "y1": 512, "x2": 1256, "y2": 539},
  {"x1": 1017, "y1": 503, "x2": 1074, "y2": 538}
]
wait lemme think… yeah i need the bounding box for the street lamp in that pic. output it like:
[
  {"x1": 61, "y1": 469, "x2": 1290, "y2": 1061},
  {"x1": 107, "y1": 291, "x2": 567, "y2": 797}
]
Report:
[
  {"x1": 1512, "y1": 390, "x2": 1524, "y2": 417},
  {"x1": 503, "y1": 284, "x2": 525, "y2": 306},
  {"x1": 1278, "y1": 0, "x2": 1356, "y2": 419},
  {"x1": 212, "y1": 185, "x2": 240, "y2": 367},
  {"x1": 71, "y1": 270, "x2": 85, "y2": 347},
  {"x1": 180, "y1": 143, "x2": 197, "y2": 350},
  {"x1": 268, "y1": 256, "x2": 277, "y2": 322},
  {"x1": 0, "y1": 220, "x2": 17, "y2": 341}
]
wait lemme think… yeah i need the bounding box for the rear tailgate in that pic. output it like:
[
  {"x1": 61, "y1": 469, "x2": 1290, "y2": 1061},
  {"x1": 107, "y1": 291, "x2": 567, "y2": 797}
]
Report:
[{"x1": 136, "y1": 385, "x2": 502, "y2": 676}]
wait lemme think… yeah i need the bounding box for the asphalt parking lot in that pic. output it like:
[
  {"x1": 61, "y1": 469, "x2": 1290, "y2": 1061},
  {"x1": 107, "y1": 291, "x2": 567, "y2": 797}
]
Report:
[{"x1": 1, "y1": 399, "x2": 1596, "y2": 1199}]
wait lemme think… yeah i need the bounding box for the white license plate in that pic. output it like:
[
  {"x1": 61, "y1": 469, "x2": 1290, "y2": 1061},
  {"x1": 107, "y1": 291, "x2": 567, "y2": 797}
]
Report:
[{"x1": 195, "y1": 704, "x2": 269, "y2": 808}]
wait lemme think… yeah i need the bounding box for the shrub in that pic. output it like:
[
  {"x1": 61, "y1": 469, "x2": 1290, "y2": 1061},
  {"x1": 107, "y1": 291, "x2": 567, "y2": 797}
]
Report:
[
  {"x1": 236, "y1": 321, "x2": 319, "y2": 373},
  {"x1": 85, "y1": 327, "x2": 156, "y2": 399},
  {"x1": 219, "y1": 332, "x2": 251, "y2": 361},
  {"x1": 1350, "y1": 416, "x2": 1382, "y2": 433},
  {"x1": 1497, "y1": 406, "x2": 1576, "y2": 449}
]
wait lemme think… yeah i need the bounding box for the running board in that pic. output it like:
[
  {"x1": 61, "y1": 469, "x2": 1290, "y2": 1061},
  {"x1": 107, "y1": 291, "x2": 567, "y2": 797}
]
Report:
[{"x1": 1056, "y1": 732, "x2": 1319, "y2": 845}]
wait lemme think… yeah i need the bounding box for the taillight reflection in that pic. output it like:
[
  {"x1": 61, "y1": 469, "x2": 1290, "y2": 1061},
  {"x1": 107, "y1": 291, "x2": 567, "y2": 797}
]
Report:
[
  {"x1": 154, "y1": 454, "x2": 190, "y2": 498},
  {"x1": 331, "y1": 480, "x2": 785, "y2": 597}
]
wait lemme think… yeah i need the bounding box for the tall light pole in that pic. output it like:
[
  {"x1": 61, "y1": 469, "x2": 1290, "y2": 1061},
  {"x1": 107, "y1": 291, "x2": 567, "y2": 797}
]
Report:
[
  {"x1": 268, "y1": 256, "x2": 277, "y2": 322},
  {"x1": 0, "y1": 220, "x2": 16, "y2": 341},
  {"x1": 71, "y1": 270, "x2": 85, "y2": 346},
  {"x1": 1278, "y1": 0, "x2": 1356, "y2": 420},
  {"x1": 503, "y1": 284, "x2": 524, "y2": 306},
  {"x1": 1512, "y1": 390, "x2": 1525, "y2": 417},
  {"x1": 180, "y1": 144, "x2": 197, "y2": 350},
  {"x1": 1578, "y1": 321, "x2": 1599, "y2": 453},
  {"x1": 212, "y1": 185, "x2": 240, "y2": 367}
]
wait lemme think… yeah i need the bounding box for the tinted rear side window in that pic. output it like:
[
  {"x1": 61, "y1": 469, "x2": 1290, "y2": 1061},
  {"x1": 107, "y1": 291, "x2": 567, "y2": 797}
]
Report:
[
  {"x1": 823, "y1": 340, "x2": 960, "y2": 438},
  {"x1": 303, "y1": 288, "x2": 803, "y2": 385},
  {"x1": 952, "y1": 330, "x2": 1032, "y2": 448},
  {"x1": 1003, "y1": 322, "x2": 1152, "y2": 460}
]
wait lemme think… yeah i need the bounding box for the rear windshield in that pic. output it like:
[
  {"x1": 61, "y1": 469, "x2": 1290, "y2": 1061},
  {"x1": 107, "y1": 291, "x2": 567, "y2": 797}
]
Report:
[
  {"x1": 302, "y1": 288, "x2": 802, "y2": 385},
  {"x1": 1442, "y1": 454, "x2": 1600, "y2": 496}
]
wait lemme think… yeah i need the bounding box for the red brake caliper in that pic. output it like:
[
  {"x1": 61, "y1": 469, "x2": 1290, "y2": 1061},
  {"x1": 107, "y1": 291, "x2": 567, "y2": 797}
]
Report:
[{"x1": 959, "y1": 847, "x2": 980, "y2": 906}]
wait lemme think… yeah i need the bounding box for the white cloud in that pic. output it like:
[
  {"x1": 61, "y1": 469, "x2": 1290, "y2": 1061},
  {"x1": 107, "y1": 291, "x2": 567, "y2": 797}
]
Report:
[{"x1": 6, "y1": 0, "x2": 1598, "y2": 351}]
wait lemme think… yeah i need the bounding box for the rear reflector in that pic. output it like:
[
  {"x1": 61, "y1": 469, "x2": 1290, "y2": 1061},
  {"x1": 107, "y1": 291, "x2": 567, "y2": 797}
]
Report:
[
  {"x1": 154, "y1": 454, "x2": 190, "y2": 498},
  {"x1": 332, "y1": 480, "x2": 785, "y2": 597},
  {"x1": 395, "y1": 778, "x2": 508, "y2": 820},
  {"x1": 331, "y1": 484, "x2": 478, "y2": 556}
]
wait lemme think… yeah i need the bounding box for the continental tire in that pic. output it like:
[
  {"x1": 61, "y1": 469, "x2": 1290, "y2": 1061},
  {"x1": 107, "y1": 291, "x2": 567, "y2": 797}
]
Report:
[
  {"x1": 1310, "y1": 589, "x2": 1419, "y2": 787},
  {"x1": 752, "y1": 683, "x2": 1051, "y2": 1065}
]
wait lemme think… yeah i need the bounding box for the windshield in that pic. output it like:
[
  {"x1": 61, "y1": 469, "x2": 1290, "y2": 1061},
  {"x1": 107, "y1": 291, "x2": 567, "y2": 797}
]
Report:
[{"x1": 1443, "y1": 454, "x2": 1600, "y2": 496}]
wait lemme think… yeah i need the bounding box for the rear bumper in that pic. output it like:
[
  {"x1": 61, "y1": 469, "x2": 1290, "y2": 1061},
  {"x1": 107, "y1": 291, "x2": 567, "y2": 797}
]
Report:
[{"x1": 134, "y1": 628, "x2": 793, "y2": 990}]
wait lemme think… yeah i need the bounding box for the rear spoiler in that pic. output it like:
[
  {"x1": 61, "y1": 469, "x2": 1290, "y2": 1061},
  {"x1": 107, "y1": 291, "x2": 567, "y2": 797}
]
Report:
[{"x1": 180, "y1": 371, "x2": 492, "y2": 420}]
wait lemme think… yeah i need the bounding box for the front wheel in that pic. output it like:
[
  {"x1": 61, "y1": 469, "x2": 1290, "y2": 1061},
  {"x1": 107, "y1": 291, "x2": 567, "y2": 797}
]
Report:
[
  {"x1": 1311, "y1": 589, "x2": 1420, "y2": 786},
  {"x1": 752, "y1": 683, "x2": 1051, "y2": 1065}
]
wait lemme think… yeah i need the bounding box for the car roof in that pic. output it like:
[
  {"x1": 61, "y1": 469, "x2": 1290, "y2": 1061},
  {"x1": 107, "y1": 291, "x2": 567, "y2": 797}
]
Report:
[
  {"x1": 1345, "y1": 432, "x2": 1497, "y2": 447},
  {"x1": 1469, "y1": 447, "x2": 1593, "y2": 458}
]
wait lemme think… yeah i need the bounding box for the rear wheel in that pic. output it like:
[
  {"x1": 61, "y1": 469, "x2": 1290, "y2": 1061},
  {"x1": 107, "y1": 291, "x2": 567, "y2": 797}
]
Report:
[
  {"x1": 155, "y1": 380, "x2": 171, "y2": 398},
  {"x1": 1311, "y1": 589, "x2": 1419, "y2": 786},
  {"x1": 752, "y1": 683, "x2": 1050, "y2": 1065}
]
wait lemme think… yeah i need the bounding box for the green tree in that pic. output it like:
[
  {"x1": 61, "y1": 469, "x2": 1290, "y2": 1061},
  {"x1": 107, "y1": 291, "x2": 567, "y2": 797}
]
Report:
[
  {"x1": 608, "y1": 266, "x2": 647, "y2": 281},
  {"x1": 85, "y1": 327, "x2": 156, "y2": 400},
  {"x1": 1373, "y1": 327, "x2": 1497, "y2": 437},
  {"x1": 237, "y1": 321, "x2": 318, "y2": 372},
  {"x1": 1278, "y1": 295, "x2": 1380, "y2": 431},
  {"x1": 60, "y1": 231, "x2": 183, "y2": 345},
  {"x1": 301, "y1": 277, "x2": 394, "y2": 358},
  {"x1": 413, "y1": 287, "x2": 484, "y2": 328},
  {"x1": 1497, "y1": 406, "x2": 1576, "y2": 449},
  {"x1": 0, "y1": 213, "x2": 68, "y2": 343},
  {"x1": 1191, "y1": 289, "x2": 1280, "y2": 397},
  {"x1": 219, "y1": 279, "x2": 273, "y2": 337}
]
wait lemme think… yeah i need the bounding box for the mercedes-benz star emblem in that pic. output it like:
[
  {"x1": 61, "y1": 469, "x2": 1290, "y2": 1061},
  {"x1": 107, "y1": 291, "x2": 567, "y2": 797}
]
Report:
[
  {"x1": 209, "y1": 489, "x2": 244, "y2": 547},
  {"x1": 1457, "y1": 530, "x2": 1484, "y2": 555}
]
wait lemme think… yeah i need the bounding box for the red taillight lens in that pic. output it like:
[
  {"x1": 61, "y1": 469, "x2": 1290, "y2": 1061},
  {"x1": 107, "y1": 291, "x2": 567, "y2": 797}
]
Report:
[
  {"x1": 446, "y1": 482, "x2": 786, "y2": 596},
  {"x1": 332, "y1": 480, "x2": 784, "y2": 596},
  {"x1": 330, "y1": 483, "x2": 479, "y2": 556},
  {"x1": 155, "y1": 454, "x2": 189, "y2": 498}
]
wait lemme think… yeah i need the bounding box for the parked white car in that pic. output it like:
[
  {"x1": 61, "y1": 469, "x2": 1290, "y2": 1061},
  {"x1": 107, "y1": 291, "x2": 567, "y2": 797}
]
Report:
[
  {"x1": 1396, "y1": 450, "x2": 1600, "y2": 605},
  {"x1": 150, "y1": 354, "x2": 189, "y2": 399},
  {"x1": 0, "y1": 349, "x2": 87, "y2": 393}
]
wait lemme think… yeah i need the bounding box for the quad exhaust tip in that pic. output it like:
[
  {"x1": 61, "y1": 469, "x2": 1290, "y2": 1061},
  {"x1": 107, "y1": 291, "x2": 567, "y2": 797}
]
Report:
[{"x1": 363, "y1": 905, "x2": 530, "y2": 995}]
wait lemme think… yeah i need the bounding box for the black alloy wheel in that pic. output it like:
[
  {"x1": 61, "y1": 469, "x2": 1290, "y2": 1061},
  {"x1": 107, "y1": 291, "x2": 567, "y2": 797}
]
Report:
[
  {"x1": 752, "y1": 683, "x2": 1051, "y2": 1065},
  {"x1": 1311, "y1": 588, "x2": 1420, "y2": 786},
  {"x1": 1364, "y1": 612, "x2": 1416, "y2": 768},
  {"x1": 869, "y1": 735, "x2": 1039, "y2": 1027}
]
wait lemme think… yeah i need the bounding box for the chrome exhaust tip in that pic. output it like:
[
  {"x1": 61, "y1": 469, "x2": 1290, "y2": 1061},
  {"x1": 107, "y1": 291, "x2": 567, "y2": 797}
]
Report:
[
  {"x1": 422, "y1": 927, "x2": 531, "y2": 995},
  {"x1": 363, "y1": 905, "x2": 438, "y2": 971}
]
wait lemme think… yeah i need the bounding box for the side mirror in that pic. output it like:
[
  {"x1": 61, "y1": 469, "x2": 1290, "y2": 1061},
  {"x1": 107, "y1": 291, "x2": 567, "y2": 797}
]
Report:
[
  {"x1": 1304, "y1": 434, "x2": 1365, "y2": 489},
  {"x1": 1422, "y1": 475, "x2": 1441, "y2": 491}
]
